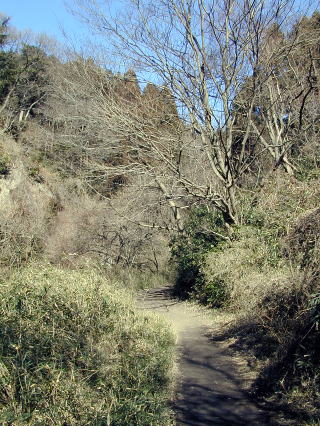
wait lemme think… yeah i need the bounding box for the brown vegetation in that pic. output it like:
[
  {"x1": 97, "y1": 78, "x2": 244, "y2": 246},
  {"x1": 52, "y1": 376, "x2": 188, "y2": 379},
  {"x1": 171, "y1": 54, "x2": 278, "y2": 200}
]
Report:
[{"x1": 1, "y1": 3, "x2": 320, "y2": 423}]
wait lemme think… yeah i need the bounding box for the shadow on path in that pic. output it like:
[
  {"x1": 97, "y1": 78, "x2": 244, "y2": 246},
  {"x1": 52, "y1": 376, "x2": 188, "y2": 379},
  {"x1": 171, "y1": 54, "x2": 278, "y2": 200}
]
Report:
[{"x1": 137, "y1": 286, "x2": 275, "y2": 425}]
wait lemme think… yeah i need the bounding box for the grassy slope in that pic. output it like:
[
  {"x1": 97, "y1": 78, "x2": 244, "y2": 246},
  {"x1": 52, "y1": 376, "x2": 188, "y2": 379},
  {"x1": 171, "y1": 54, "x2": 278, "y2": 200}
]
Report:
[
  {"x1": 202, "y1": 173, "x2": 320, "y2": 421},
  {"x1": 0, "y1": 264, "x2": 175, "y2": 425}
]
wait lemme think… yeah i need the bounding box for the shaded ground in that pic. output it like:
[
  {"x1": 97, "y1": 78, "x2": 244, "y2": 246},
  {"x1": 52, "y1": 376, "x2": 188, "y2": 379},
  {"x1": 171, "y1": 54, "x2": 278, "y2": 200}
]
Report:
[{"x1": 137, "y1": 286, "x2": 274, "y2": 425}]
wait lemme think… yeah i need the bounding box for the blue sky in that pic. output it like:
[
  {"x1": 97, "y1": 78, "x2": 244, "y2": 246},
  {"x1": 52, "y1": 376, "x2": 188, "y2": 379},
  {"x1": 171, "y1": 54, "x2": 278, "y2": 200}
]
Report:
[
  {"x1": 0, "y1": 0, "x2": 86, "y2": 43},
  {"x1": 2, "y1": 0, "x2": 319, "y2": 37},
  {"x1": 1, "y1": 0, "x2": 319, "y2": 45}
]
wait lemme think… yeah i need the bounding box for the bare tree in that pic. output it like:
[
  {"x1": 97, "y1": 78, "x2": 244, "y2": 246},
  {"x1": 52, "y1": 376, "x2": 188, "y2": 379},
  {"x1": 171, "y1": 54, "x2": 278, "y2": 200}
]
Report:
[
  {"x1": 248, "y1": 20, "x2": 320, "y2": 176},
  {"x1": 68, "y1": 0, "x2": 302, "y2": 226},
  {"x1": 43, "y1": 55, "x2": 188, "y2": 230}
]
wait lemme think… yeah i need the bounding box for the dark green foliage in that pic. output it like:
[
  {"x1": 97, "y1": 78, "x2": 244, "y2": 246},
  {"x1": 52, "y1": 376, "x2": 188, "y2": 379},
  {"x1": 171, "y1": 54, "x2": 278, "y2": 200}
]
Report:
[
  {"x1": 0, "y1": 38, "x2": 48, "y2": 134},
  {"x1": 0, "y1": 51, "x2": 19, "y2": 103},
  {"x1": 0, "y1": 16, "x2": 9, "y2": 48},
  {"x1": 15, "y1": 45, "x2": 48, "y2": 114},
  {"x1": 197, "y1": 277, "x2": 228, "y2": 307},
  {"x1": 170, "y1": 206, "x2": 228, "y2": 305},
  {"x1": 0, "y1": 153, "x2": 10, "y2": 176}
]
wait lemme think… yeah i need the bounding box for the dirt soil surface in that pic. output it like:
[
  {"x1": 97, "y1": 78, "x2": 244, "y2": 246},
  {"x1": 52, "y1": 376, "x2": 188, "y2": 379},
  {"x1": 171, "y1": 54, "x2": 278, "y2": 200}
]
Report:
[{"x1": 137, "y1": 285, "x2": 274, "y2": 425}]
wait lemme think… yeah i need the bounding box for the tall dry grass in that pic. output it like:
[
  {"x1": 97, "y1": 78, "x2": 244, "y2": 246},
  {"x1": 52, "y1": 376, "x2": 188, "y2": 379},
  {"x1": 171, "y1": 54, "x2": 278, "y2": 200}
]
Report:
[
  {"x1": 202, "y1": 173, "x2": 320, "y2": 419},
  {"x1": 0, "y1": 264, "x2": 175, "y2": 425}
]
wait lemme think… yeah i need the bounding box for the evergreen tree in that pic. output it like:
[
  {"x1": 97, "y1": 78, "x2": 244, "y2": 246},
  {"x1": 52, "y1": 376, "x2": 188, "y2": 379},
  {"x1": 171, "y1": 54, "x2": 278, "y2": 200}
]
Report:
[{"x1": 0, "y1": 15, "x2": 9, "y2": 47}]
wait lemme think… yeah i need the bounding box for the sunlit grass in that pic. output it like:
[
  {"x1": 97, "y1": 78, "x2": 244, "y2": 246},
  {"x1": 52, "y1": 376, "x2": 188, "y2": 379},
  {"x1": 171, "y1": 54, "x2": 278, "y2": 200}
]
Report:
[{"x1": 0, "y1": 263, "x2": 175, "y2": 425}]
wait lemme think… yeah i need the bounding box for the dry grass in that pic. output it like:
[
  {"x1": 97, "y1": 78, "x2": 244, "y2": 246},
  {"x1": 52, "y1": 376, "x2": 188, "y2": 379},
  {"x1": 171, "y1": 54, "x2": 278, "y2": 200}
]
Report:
[
  {"x1": 0, "y1": 165, "x2": 51, "y2": 266},
  {"x1": 202, "y1": 175, "x2": 320, "y2": 421},
  {"x1": 204, "y1": 227, "x2": 290, "y2": 315},
  {"x1": 0, "y1": 264, "x2": 175, "y2": 425}
]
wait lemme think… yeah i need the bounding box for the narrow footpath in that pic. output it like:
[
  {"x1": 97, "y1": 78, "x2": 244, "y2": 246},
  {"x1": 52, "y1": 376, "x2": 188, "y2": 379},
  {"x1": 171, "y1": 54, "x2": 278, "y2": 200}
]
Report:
[{"x1": 137, "y1": 286, "x2": 273, "y2": 426}]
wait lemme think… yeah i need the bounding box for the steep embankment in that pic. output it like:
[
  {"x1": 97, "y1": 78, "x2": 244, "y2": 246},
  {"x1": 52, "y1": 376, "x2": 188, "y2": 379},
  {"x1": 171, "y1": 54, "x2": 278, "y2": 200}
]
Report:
[{"x1": 137, "y1": 286, "x2": 272, "y2": 425}]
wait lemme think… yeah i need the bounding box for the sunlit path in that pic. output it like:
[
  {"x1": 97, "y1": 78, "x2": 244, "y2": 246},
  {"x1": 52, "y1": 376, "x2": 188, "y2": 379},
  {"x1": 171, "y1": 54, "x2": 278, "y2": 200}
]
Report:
[{"x1": 137, "y1": 286, "x2": 271, "y2": 425}]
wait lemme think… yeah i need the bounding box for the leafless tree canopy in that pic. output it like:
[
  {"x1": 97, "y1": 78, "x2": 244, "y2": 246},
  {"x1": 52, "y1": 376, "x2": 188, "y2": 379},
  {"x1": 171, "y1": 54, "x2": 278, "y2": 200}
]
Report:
[{"x1": 67, "y1": 0, "x2": 312, "y2": 226}]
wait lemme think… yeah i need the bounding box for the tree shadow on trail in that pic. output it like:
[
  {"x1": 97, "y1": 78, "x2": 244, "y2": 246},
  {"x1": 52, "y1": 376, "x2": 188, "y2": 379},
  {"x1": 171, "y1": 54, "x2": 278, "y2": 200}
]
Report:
[
  {"x1": 208, "y1": 321, "x2": 317, "y2": 425},
  {"x1": 174, "y1": 383, "x2": 265, "y2": 425},
  {"x1": 174, "y1": 340, "x2": 274, "y2": 425},
  {"x1": 138, "y1": 287, "x2": 313, "y2": 425},
  {"x1": 136, "y1": 285, "x2": 180, "y2": 310}
]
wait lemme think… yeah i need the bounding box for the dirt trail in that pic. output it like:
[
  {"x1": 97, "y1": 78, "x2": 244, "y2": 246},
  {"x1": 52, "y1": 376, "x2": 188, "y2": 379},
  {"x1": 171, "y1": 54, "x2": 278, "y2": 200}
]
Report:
[{"x1": 137, "y1": 286, "x2": 272, "y2": 425}]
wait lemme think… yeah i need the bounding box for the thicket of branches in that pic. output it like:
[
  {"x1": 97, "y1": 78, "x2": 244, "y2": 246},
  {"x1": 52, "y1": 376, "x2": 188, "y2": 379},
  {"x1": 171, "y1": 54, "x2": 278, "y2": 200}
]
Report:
[
  {"x1": 0, "y1": 4, "x2": 319, "y2": 263},
  {"x1": 68, "y1": 0, "x2": 319, "y2": 225}
]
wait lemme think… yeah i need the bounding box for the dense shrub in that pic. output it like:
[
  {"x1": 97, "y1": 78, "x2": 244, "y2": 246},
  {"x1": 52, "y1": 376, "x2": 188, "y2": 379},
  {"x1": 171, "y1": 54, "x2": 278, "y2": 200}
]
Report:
[
  {"x1": 0, "y1": 152, "x2": 10, "y2": 176},
  {"x1": 170, "y1": 206, "x2": 228, "y2": 305},
  {"x1": 252, "y1": 275, "x2": 320, "y2": 417},
  {"x1": 0, "y1": 265, "x2": 175, "y2": 425},
  {"x1": 207, "y1": 203, "x2": 320, "y2": 418},
  {"x1": 204, "y1": 225, "x2": 290, "y2": 313},
  {"x1": 286, "y1": 207, "x2": 320, "y2": 270}
]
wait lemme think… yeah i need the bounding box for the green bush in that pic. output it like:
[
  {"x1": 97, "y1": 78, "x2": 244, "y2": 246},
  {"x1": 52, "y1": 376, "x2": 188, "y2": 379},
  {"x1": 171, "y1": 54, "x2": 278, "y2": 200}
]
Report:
[
  {"x1": 0, "y1": 153, "x2": 10, "y2": 176},
  {"x1": 295, "y1": 156, "x2": 320, "y2": 182},
  {"x1": 170, "y1": 206, "x2": 228, "y2": 305},
  {"x1": 196, "y1": 277, "x2": 228, "y2": 307},
  {"x1": 0, "y1": 264, "x2": 175, "y2": 425},
  {"x1": 27, "y1": 166, "x2": 44, "y2": 183},
  {"x1": 292, "y1": 292, "x2": 320, "y2": 377}
]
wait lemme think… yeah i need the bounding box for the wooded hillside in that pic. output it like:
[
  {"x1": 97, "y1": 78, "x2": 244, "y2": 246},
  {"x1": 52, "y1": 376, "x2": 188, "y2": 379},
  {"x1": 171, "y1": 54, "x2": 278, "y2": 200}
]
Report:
[{"x1": 0, "y1": 2, "x2": 319, "y2": 423}]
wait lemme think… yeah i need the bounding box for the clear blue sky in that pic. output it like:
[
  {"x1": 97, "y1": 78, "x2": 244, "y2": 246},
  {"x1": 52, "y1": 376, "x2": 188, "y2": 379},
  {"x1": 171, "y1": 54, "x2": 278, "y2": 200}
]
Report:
[
  {"x1": 0, "y1": 0, "x2": 87, "y2": 43},
  {"x1": 1, "y1": 0, "x2": 318, "y2": 56}
]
